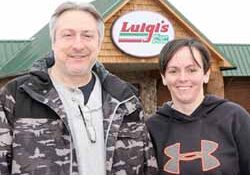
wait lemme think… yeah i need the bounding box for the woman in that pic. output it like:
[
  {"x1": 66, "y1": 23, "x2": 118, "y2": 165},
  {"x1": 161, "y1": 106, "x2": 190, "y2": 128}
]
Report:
[{"x1": 147, "y1": 38, "x2": 250, "y2": 175}]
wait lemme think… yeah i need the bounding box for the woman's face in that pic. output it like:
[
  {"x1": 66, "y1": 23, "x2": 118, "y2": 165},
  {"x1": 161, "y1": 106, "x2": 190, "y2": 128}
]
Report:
[{"x1": 161, "y1": 46, "x2": 210, "y2": 107}]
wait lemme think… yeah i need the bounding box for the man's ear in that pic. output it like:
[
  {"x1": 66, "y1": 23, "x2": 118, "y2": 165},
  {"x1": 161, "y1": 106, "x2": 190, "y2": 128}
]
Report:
[
  {"x1": 204, "y1": 69, "x2": 211, "y2": 84},
  {"x1": 161, "y1": 74, "x2": 167, "y2": 86}
]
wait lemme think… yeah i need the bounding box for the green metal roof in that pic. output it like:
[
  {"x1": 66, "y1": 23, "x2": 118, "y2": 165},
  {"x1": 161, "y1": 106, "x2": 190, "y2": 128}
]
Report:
[
  {"x1": 92, "y1": 0, "x2": 122, "y2": 18},
  {"x1": 0, "y1": 25, "x2": 51, "y2": 78},
  {"x1": 216, "y1": 44, "x2": 250, "y2": 77},
  {"x1": 0, "y1": 40, "x2": 30, "y2": 69}
]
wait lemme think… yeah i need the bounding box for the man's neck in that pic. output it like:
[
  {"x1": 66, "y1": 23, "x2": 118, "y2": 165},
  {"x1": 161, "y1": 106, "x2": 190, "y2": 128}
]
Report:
[{"x1": 49, "y1": 68, "x2": 92, "y2": 88}]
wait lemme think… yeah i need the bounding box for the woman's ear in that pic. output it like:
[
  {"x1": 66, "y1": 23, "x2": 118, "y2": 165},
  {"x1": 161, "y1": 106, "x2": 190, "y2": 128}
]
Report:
[
  {"x1": 204, "y1": 69, "x2": 211, "y2": 84},
  {"x1": 161, "y1": 74, "x2": 167, "y2": 86}
]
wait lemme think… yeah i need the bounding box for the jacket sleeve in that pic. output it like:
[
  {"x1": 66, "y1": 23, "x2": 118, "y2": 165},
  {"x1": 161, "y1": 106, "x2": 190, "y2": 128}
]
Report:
[
  {"x1": 0, "y1": 87, "x2": 13, "y2": 174},
  {"x1": 231, "y1": 103, "x2": 250, "y2": 175},
  {"x1": 142, "y1": 113, "x2": 159, "y2": 174},
  {"x1": 131, "y1": 97, "x2": 158, "y2": 174},
  {"x1": 135, "y1": 98, "x2": 158, "y2": 174}
]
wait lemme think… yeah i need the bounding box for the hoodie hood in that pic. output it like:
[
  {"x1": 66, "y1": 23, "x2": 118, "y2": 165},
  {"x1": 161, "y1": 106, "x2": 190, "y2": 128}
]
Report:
[{"x1": 156, "y1": 95, "x2": 227, "y2": 123}]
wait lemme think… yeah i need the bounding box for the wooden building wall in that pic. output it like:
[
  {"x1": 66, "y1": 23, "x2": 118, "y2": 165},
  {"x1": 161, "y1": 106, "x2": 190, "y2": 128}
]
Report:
[
  {"x1": 99, "y1": 0, "x2": 194, "y2": 64},
  {"x1": 99, "y1": 0, "x2": 225, "y2": 97},
  {"x1": 224, "y1": 77, "x2": 250, "y2": 112}
]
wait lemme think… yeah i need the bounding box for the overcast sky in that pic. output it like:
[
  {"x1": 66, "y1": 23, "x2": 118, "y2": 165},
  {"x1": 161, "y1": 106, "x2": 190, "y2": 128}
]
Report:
[{"x1": 0, "y1": 0, "x2": 249, "y2": 44}]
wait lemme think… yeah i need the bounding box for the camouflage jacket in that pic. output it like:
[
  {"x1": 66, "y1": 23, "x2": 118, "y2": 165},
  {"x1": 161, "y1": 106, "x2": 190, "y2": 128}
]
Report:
[{"x1": 0, "y1": 58, "x2": 158, "y2": 175}]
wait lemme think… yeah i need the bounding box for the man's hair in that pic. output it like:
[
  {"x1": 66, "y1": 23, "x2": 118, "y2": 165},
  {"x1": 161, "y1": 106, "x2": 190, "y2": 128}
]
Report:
[
  {"x1": 49, "y1": 1, "x2": 104, "y2": 43},
  {"x1": 159, "y1": 38, "x2": 211, "y2": 74}
]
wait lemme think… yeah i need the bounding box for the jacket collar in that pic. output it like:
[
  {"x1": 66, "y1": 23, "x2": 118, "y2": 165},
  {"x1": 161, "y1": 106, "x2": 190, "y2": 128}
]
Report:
[{"x1": 30, "y1": 55, "x2": 138, "y2": 102}]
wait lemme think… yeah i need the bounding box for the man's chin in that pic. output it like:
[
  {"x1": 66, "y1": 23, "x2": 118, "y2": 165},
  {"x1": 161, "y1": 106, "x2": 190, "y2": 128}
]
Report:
[{"x1": 67, "y1": 69, "x2": 90, "y2": 76}]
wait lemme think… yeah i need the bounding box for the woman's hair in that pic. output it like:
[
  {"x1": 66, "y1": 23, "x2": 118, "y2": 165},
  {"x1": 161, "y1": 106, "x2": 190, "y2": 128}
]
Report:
[
  {"x1": 49, "y1": 1, "x2": 104, "y2": 43},
  {"x1": 159, "y1": 38, "x2": 211, "y2": 74}
]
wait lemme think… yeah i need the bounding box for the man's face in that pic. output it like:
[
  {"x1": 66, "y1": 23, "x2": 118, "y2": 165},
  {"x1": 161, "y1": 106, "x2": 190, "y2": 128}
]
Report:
[{"x1": 52, "y1": 10, "x2": 101, "y2": 77}]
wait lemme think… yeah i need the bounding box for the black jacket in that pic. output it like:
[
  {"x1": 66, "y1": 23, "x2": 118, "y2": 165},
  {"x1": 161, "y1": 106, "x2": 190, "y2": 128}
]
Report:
[
  {"x1": 147, "y1": 95, "x2": 250, "y2": 175},
  {"x1": 0, "y1": 57, "x2": 158, "y2": 175}
]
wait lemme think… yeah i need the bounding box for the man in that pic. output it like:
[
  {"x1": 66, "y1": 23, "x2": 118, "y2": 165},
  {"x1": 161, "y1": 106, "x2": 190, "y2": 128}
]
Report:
[{"x1": 0, "y1": 2, "x2": 158, "y2": 175}]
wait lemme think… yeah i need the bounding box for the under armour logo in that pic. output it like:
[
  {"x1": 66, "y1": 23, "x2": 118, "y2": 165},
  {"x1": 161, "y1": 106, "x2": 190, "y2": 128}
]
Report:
[{"x1": 164, "y1": 140, "x2": 220, "y2": 174}]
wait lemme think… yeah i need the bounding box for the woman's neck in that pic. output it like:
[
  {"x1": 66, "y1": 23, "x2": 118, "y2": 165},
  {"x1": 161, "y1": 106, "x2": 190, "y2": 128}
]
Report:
[{"x1": 172, "y1": 95, "x2": 205, "y2": 116}]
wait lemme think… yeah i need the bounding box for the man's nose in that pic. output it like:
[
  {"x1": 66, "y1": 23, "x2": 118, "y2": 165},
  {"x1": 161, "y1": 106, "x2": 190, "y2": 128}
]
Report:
[{"x1": 72, "y1": 36, "x2": 85, "y2": 50}]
